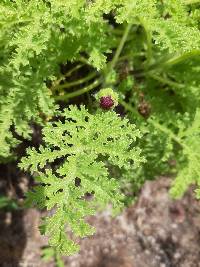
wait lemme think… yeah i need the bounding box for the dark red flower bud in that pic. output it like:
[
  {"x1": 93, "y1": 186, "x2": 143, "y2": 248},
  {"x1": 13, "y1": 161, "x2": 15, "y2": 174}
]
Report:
[{"x1": 100, "y1": 96, "x2": 114, "y2": 110}]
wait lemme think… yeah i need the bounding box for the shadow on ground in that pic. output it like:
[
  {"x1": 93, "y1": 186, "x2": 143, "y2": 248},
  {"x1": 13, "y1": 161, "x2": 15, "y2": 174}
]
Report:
[{"x1": 0, "y1": 163, "x2": 27, "y2": 267}]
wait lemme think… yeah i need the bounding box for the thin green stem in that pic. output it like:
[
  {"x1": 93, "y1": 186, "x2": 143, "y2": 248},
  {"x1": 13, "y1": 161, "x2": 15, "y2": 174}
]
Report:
[
  {"x1": 149, "y1": 119, "x2": 182, "y2": 146},
  {"x1": 78, "y1": 56, "x2": 90, "y2": 65},
  {"x1": 163, "y1": 50, "x2": 200, "y2": 66},
  {"x1": 139, "y1": 18, "x2": 152, "y2": 67},
  {"x1": 148, "y1": 74, "x2": 184, "y2": 88},
  {"x1": 148, "y1": 119, "x2": 193, "y2": 154},
  {"x1": 119, "y1": 99, "x2": 193, "y2": 154},
  {"x1": 55, "y1": 72, "x2": 97, "y2": 91},
  {"x1": 107, "y1": 23, "x2": 132, "y2": 73},
  {"x1": 119, "y1": 99, "x2": 141, "y2": 119},
  {"x1": 118, "y1": 52, "x2": 145, "y2": 61},
  {"x1": 132, "y1": 49, "x2": 200, "y2": 77},
  {"x1": 64, "y1": 64, "x2": 83, "y2": 78},
  {"x1": 148, "y1": 50, "x2": 200, "y2": 72},
  {"x1": 51, "y1": 64, "x2": 83, "y2": 91},
  {"x1": 55, "y1": 79, "x2": 101, "y2": 101}
]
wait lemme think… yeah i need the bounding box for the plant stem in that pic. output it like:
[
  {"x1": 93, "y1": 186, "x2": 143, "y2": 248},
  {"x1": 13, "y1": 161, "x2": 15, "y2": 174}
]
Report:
[
  {"x1": 55, "y1": 72, "x2": 97, "y2": 91},
  {"x1": 119, "y1": 99, "x2": 193, "y2": 154},
  {"x1": 118, "y1": 52, "x2": 145, "y2": 61},
  {"x1": 107, "y1": 23, "x2": 132, "y2": 73},
  {"x1": 148, "y1": 50, "x2": 200, "y2": 72},
  {"x1": 139, "y1": 18, "x2": 152, "y2": 67},
  {"x1": 78, "y1": 56, "x2": 90, "y2": 65},
  {"x1": 148, "y1": 119, "x2": 193, "y2": 154},
  {"x1": 132, "y1": 49, "x2": 200, "y2": 78},
  {"x1": 55, "y1": 79, "x2": 101, "y2": 101},
  {"x1": 148, "y1": 74, "x2": 184, "y2": 88},
  {"x1": 51, "y1": 64, "x2": 83, "y2": 91},
  {"x1": 119, "y1": 99, "x2": 141, "y2": 119},
  {"x1": 163, "y1": 50, "x2": 200, "y2": 66},
  {"x1": 65, "y1": 64, "x2": 83, "y2": 77}
]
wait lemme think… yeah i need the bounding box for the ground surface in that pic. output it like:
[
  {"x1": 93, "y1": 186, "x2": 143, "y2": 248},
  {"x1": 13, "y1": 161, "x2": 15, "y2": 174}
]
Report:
[{"x1": 1, "y1": 167, "x2": 200, "y2": 267}]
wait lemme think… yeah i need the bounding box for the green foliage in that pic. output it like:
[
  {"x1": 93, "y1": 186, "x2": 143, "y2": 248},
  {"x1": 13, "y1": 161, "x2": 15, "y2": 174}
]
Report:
[
  {"x1": 0, "y1": 195, "x2": 18, "y2": 210},
  {"x1": 0, "y1": 0, "x2": 113, "y2": 158},
  {"x1": 1, "y1": 0, "x2": 200, "y2": 257},
  {"x1": 1, "y1": 0, "x2": 200, "y2": 158},
  {"x1": 20, "y1": 105, "x2": 144, "y2": 255},
  {"x1": 169, "y1": 110, "x2": 200, "y2": 198},
  {"x1": 42, "y1": 246, "x2": 64, "y2": 267}
]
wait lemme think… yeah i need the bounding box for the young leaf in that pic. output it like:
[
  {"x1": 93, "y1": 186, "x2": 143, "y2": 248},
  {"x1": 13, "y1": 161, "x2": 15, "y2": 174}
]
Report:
[{"x1": 20, "y1": 105, "x2": 144, "y2": 255}]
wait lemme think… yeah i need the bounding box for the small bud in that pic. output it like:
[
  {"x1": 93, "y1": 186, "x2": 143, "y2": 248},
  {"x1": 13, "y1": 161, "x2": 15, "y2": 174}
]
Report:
[
  {"x1": 138, "y1": 101, "x2": 151, "y2": 118},
  {"x1": 96, "y1": 88, "x2": 118, "y2": 110},
  {"x1": 100, "y1": 96, "x2": 114, "y2": 109}
]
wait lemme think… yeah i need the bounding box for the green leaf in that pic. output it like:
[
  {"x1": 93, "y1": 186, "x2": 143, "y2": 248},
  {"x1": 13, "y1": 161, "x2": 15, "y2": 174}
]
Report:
[{"x1": 20, "y1": 105, "x2": 144, "y2": 255}]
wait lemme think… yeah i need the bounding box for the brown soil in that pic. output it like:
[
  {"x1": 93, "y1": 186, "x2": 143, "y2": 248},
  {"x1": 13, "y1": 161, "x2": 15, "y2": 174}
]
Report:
[{"x1": 1, "y1": 166, "x2": 200, "y2": 267}]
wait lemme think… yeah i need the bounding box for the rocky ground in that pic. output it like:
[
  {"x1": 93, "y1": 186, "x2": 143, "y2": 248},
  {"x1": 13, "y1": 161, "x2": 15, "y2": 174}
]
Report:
[{"x1": 1, "y1": 171, "x2": 200, "y2": 267}]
